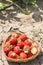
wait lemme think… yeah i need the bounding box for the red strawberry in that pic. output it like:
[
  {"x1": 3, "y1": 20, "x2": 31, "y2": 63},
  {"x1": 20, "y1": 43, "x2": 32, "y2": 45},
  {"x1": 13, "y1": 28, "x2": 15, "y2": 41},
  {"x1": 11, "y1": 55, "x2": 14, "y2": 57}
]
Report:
[
  {"x1": 17, "y1": 39, "x2": 24, "y2": 48},
  {"x1": 23, "y1": 45, "x2": 30, "y2": 53},
  {"x1": 14, "y1": 46, "x2": 21, "y2": 54},
  {"x1": 3, "y1": 44, "x2": 13, "y2": 54},
  {"x1": 12, "y1": 32, "x2": 19, "y2": 38},
  {"x1": 29, "y1": 46, "x2": 36, "y2": 50},
  {"x1": 20, "y1": 52, "x2": 27, "y2": 59},
  {"x1": 18, "y1": 34, "x2": 27, "y2": 41},
  {"x1": 8, "y1": 51, "x2": 19, "y2": 59},
  {"x1": 24, "y1": 39, "x2": 32, "y2": 46},
  {"x1": 10, "y1": 36, "x2": 17, "y2": 45},
  {"x1": 28, "y1": 52, "x2": 33, "y2": 58},
  {"x1": 10, "y1": 45, "x2": 14, "y2": 50}
]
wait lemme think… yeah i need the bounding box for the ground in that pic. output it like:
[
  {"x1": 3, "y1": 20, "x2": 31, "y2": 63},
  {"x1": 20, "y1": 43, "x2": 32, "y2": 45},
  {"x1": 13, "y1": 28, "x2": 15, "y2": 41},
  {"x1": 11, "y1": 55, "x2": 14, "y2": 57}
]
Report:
[{"x1": 0, "y1": 0, "x2": 43, "y2": 65}]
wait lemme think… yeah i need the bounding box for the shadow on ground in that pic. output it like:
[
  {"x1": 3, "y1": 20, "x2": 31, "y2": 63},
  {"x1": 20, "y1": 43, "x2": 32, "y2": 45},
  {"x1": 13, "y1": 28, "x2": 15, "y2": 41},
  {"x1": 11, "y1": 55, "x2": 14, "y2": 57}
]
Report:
[
  {"x1": 32, "y1": 0, "x2": 43, "y2": 22},
  {"x1": 0, "y1": 0, "x2": 43, "y2": 23},
  {"x1": 0, "y1": 7, "x2": 21, "y2": 22},
  {"x1": 7, "y1": 55, "x2": 42, "y2": 65}
]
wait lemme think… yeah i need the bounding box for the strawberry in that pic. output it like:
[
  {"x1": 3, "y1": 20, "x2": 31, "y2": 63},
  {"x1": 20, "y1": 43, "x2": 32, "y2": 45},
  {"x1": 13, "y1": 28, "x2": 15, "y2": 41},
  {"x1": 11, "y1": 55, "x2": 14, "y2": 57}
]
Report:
[
  {"x1": 17, "y1": 39, "x2": 24, "y2": 48},
  {"x1": 23, "y1": 45, "x2": 30, "y2": 53},
  {"x1": 24, "y1": 39, "x2": 32, "y2": 46},
  {"x1": 10, "y1": 36, "x2": 17, "y2": 45},
  {"x1": 28, "y1": 52, "x2": 33, "y2": 58},
  {"x1": 12, "y1": 32, "x2": 18, "y2": 38},
  {"x1": 30, "y1": 46, "x2": 38, "y2": 55},
  {"x1": 18, "y1": 34, "x2": 27, "y2": 41},
  {"x1": 14, "y1": 46, "x2": 21, "y2": 54},
  {"x1": 8, "y1": 51, "x2": 19, "y2": 59},
  {"x1": 3, "y1": 44, "x2": 13, "y2": 54},
  {"x1": 20, "y1": 52, "x2": 27, "y2": 59}
]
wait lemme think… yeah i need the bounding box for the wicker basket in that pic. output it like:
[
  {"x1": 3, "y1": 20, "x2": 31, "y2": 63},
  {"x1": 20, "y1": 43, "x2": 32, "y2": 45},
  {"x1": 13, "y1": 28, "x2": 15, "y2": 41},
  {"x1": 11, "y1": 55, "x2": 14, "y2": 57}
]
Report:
[{"x1": 2, "y1": 32, "x2": 40, "y2": 62}]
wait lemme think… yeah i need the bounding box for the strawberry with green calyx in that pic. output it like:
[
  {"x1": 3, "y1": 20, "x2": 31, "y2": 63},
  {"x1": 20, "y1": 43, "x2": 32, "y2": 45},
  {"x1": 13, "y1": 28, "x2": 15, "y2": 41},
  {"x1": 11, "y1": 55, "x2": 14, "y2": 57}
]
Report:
[
  {"x1": 10, "y1": 36, "x2": 17, "y2": 45},
  {"x1": 3, "y1": 44, "x2": 14, "y2": 54},
  {"x1": 17, "y1": 39, "x2": 24, "y2": 48}
]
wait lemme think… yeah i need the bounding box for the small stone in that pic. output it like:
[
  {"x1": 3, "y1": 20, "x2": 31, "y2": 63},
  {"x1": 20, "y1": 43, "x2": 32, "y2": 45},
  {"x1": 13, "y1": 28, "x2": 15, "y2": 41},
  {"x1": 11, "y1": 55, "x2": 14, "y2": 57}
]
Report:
[
  {"x1": 0, "y1": 60, "x2": 3, "y2": 65},
  {"x1": 25, "y1": 32, "x2": 34, "y2": 39},
  {"x1": 41, "y1": 61, "x2": 43, "y2": 65},
  {"x1": 11, "y1": 22, "x2": 21, "y2": 29},
  {"x1": 19, "y1": 25, "x2": 33, "y2": 33},
  {"x1": 10, "y1": 18, "x2": 16, "y2": 23},
  {"x1": 32, "y1": 12, "x2": 41, "y2": 22},
  {"x1": 0, "y1": 26, "x2": 3, "y2": 32},
  {"x1": 33, "y1": 23, "x2": 41, "y2": 32},
  {"x1": 0, "y1": 20, "x2": 5, "y2": 24},
  {"x1": 3, "y1": 25, "x2": 11, "y2": 32}
]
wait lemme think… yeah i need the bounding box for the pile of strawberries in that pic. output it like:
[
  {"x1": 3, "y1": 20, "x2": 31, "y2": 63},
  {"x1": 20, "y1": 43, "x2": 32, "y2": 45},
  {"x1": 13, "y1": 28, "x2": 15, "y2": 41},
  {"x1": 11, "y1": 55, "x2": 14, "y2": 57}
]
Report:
[{"x1": 3, "y1": 32, "x2": 38, "y2": 59}]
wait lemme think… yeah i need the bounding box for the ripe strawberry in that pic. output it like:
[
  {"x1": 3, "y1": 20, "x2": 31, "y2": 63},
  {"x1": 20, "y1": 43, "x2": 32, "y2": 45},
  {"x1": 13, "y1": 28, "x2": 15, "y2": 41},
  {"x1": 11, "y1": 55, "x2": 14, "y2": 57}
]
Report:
[
  {"x1": 20, "y1": 52, "x2": 27, "y2": 59},
  {"x1": 10, "y1": 36, "x2": 17, "y2": 45},
  {"x1": 12, "y1": 32, "x2": 18, "y2": 38},
  {"x1": 28, "y1": 52, "x2": 33, "y2": 58},
  {"x1": 30, "y1": 46, "x2": 38, "y2": 55},
  {"x1": 3, "y1": 44, "x2": 13, "y2": 54},
  {"x1": 24, "y1": 39, "x2": 32, "y2": 46},
  {"x1": 18, "y1": 34, "x2": 27, "y2": 41},
  {"x1": 8, "y1": 51, "x2": 19, "y2": 59},
  {"x1": 17, "y1": 39, "x2": 24, "y2": 48},
  {"x1": 23, "y1": 45, "x2": 30, "y2": 53},
  {"x1": 14, "y1": 46, "x2": 21, "y2": 54}
]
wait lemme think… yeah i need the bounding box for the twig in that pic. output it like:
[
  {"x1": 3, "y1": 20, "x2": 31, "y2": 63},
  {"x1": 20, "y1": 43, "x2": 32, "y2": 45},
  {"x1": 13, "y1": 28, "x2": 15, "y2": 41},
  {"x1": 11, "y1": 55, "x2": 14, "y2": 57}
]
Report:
[{"x1": 7, "y1": 1, "x2": 31, "y2": 15}]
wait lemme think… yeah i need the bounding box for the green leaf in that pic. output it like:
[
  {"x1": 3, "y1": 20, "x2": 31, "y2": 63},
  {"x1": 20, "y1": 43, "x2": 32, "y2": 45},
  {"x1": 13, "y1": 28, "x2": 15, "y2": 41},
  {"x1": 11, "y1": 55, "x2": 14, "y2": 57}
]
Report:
[
  {"x1": 7, "y1": 44, "x2": 10, "y2": 50},
  {"x1": 0, "y1": 4, "x2": 8, "y2": 10}
]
